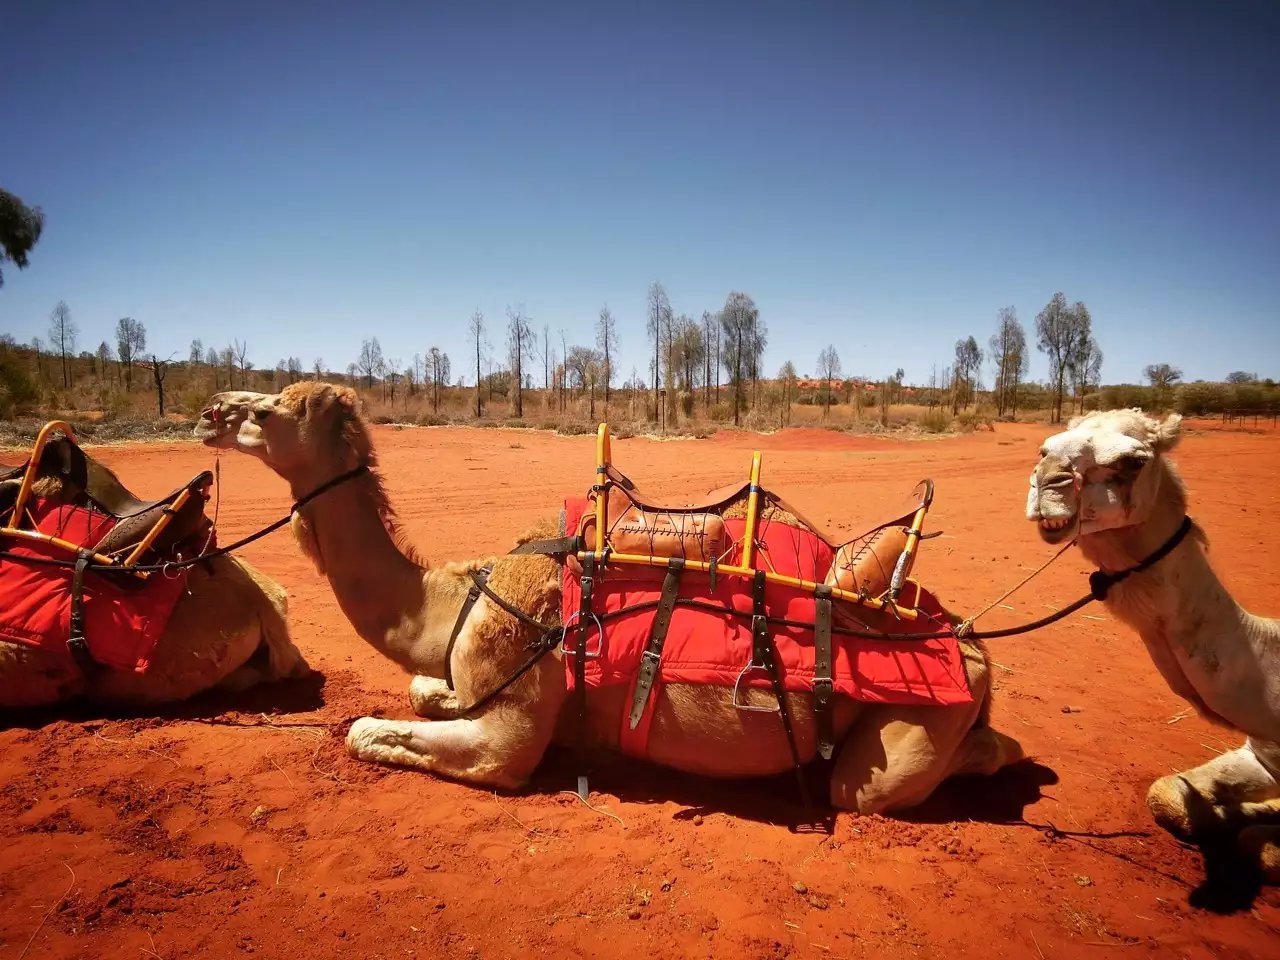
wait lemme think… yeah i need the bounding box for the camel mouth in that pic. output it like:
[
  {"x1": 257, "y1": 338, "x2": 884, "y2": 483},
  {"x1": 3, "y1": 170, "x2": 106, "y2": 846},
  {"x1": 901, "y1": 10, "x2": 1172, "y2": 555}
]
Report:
[{"x1": 1036, "y1": 513, "x2": 1077, "y2": 545}]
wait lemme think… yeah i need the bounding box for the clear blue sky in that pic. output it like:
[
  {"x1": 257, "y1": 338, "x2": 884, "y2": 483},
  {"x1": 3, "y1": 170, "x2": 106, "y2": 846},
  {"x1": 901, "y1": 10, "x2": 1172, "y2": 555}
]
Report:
[{"x1": 2, "y1": 1, "x2": 1277, "y2": 386}]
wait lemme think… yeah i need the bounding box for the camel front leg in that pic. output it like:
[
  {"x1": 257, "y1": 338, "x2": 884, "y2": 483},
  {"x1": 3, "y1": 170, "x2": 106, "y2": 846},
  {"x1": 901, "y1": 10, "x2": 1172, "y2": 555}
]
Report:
[
  {"x1": 408, "y1": 675, "x2": 461, "y2": 719},
  {"x1": 346, "y1": 706, "x2": 547, "y2": 790},
  {"x1": 1147, "y1": 738, "x2": 1280, "y2": 837}
]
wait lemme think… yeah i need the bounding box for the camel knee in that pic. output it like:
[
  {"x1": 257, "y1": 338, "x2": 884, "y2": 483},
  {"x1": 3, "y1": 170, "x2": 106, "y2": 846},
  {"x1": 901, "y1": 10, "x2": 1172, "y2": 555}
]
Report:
[
  {"x1": 409, "y1": 676, "x2": 461, "y2": 718},
  {"x1": 952, "y1": 727, "x2": 1024, "y2": 778},
  {"x1": 345, "y1": 716, "x2": 531, "y2": 789}
]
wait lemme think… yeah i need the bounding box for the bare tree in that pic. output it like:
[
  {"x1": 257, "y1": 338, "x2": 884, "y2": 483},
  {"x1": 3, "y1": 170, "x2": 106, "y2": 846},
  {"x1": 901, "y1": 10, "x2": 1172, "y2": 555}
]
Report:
[
  {"x1": 220, "y1": 345, "x2": 235, "y2": 389},
  {"x1": 988, "y1": 306, "x2": 1028, "y2": 417},
  {"x1": 313, "y1": 357, "x2": 324, "y2": 380},
  {"x1": 45, "y1": 300, "x2": 77, "y2": 389},
  {"x1": 232, "y1": 339, "x2": 251, "y2": 389},
  {"x1": 542, "y1": 324, "x2": 551, "y2": 390},
  {"x1": 115, "y1": 317, "x2": 147, "y2": 390},
  {"x1": 815, "y1": 345, "x2": 841, "y2": 418},
  {"x1": 718, "y1": 292, "x2": 762, "y2": 426},
  {"x1": 189, "y1": 338, "x2": 204, "y2": 368},
  {"x1": 951, "y1": 336, "x2": 983, "y2": 414},
  {"x1": 566, "y1": 345, "x2": 605, "y2": 421},
  {"x1": 1036, "y1": 293, "x2": 1092, "y2": 423},
  {"x1": 286, "y1": 356, "x2": 303, "y2": 384},
  {"x1": 95, "y1": 341, "x2": 112, "y2": 381},
  {"x1": 1082, "y1": 339, "x2": 1104, "y2": 412},
  {"x1": 701, "y1": 311, "x2": 716, "y2": 409},
  {"x1": 427, "y1": 347, "x2": 450, "y2": 413},
  {"x1": 1145, "y1": 363, "x2": 1183, "y2": 411},
  {"x1": 646, "y1": 282, "x2": 671, "y2": 415},
  {"x1": 777, "y1": 360, "x2": 798, "y2": 426},
  {"x1": 674, "y1": 315, "x2": 705, "y2": 397},
  {"x1": 469, "y1": 311, "x2": 485, "y2": 417},
  {"x1": 357, "y1": 338, "x2": 383, "y2": 390},
  {"x1": 149, "y1": 354, "x2": 169, "y2": 416},
  {"x1": 596, "y1": 304, "x2": 617, "y2": 409},
  {"x1": 506, "y1": 306, "x2": 534, "y2": 418},
  {"x1": 1226, "y1": 371, "x2": 1257, "y2": 385}
]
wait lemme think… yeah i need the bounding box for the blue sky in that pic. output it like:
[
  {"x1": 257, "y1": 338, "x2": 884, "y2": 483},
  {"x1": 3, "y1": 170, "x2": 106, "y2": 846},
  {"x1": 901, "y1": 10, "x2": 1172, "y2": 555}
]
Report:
[{"x1": 2, "y1": 1, "x2": 1277, "y2": 386}]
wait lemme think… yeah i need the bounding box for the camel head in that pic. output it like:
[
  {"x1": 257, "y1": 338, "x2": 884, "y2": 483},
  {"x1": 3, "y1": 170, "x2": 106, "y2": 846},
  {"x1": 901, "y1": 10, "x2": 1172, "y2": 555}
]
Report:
[
  {"x1": 1027, "y1": 408, "x2": 1182, "y2": 545},
  {"x1": 195, "y1": 382, "x2": 371, "y2": 479}
]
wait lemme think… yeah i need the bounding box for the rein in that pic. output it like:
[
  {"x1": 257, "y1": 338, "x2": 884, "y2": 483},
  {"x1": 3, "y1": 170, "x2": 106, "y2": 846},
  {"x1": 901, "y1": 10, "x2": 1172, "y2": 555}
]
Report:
[{"x1": 0, "y1": 462, "x2": 372, "y2": 574}]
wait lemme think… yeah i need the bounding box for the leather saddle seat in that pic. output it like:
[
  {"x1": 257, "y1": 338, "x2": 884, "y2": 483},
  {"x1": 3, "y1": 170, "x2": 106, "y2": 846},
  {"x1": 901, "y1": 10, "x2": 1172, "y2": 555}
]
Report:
[
  {"x1": 574, "y1": 464, "x2": 919, "y2": 600},
  {"x1": 0, "y1": 436, "x2": 213, "y2": 560}
]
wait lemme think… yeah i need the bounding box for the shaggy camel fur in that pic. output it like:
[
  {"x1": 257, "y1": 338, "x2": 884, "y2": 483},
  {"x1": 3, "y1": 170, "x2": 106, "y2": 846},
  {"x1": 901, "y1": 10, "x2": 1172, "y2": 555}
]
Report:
[
  {"x1": 0, "y1": 462, "x2": 310, "y2": 708},
  {"x1": 197, "y1": 382, "x2": 1023, "y2": 812},
  {"x1": 1030, "y1": 409, "x2": 1280, "y2": 880}
]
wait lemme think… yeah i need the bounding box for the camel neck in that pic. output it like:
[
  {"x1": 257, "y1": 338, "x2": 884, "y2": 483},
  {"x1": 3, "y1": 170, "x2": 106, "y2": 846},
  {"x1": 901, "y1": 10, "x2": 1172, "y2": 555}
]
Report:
[
  {"x1": 289, "y1": 467, "x2": 431, "y2": 671},
  {"x1": 1080, "y1": 471, "x2": 1272, "y2": 736}
]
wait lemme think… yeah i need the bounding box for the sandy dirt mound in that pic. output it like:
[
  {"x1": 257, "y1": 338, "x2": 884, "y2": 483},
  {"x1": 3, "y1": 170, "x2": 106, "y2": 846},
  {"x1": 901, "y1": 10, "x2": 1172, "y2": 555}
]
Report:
[{"x1": 2, "y1": 421, "x2": 1278, "y2": 958}]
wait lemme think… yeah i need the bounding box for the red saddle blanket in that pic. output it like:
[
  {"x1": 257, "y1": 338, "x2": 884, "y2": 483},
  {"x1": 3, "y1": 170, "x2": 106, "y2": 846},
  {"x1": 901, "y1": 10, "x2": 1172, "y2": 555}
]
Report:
[
  {"x1": 0, "y1": 499, "x2": 193, "y2": 673},
  {"x1": 560, "y1": 499, "x2": 971, "y2": 755}
]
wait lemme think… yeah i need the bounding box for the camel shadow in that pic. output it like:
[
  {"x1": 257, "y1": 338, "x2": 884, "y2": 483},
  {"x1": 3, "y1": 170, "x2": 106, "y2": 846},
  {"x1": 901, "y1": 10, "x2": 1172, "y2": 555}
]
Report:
[
  {"x1": 531, "y1": 750, "x2": 1059, "y2": 834},
  {"x1": 898, "y1": 759, "x2": 1060, "y2": 825},
  {"x1": 0, "y1": 669, "x2": 328, "y2": 732}
]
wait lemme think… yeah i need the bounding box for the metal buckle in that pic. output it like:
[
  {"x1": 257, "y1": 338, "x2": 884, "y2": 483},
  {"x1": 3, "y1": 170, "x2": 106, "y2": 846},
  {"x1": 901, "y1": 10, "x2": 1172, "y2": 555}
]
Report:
[
  {"x1": 562, "y1": 611, "x2": 605, "y2": 660},
  {"x1": 731, "y1": 662, "x2": 778, "y2": 713}
]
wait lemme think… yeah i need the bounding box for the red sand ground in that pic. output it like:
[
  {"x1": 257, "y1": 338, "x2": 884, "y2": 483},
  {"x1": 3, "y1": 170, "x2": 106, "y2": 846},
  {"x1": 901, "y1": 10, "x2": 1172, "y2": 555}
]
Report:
[{"x1": 3, "y1": 421, "x2": 1279, "y2": 959}]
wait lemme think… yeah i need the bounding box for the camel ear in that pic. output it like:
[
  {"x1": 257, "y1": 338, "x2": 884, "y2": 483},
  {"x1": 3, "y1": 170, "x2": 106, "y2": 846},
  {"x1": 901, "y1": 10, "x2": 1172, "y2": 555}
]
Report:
[{"x1": 1153, "y1": 413, "x2": 1182, "y2": 452}]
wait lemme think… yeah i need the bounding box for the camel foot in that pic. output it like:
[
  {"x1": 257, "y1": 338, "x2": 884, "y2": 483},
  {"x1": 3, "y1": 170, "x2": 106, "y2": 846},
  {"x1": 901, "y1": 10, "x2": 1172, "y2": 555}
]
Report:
[
  {"x1": 1238, "y1": 826, "x2": 1280, "y2": 884},
  {"x1": 409, "y1": 676, "x2": 461, "y2": 719},
  {"x1": 1147, "y1": 775, "x2": 1211, "y2": 838},
  {"x1": 345, "y1": 715, "x2": 527, "y2": 789}
]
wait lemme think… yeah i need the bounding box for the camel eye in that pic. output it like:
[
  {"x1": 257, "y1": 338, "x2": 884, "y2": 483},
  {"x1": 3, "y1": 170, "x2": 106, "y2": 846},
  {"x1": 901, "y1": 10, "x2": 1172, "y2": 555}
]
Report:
[
  {"x1": 252, "y1": 408, "x2": 273, "y2": 421},
  {"x1": 1114, "y1": 455, "x2": 1146, "y2": 472}
]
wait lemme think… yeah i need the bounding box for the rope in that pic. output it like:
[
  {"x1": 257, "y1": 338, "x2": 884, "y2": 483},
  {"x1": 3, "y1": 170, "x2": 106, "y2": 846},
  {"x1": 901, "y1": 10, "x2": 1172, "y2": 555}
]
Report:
[{"x1": 955, "y1": 537, "x2": 1077, "y2": 638}]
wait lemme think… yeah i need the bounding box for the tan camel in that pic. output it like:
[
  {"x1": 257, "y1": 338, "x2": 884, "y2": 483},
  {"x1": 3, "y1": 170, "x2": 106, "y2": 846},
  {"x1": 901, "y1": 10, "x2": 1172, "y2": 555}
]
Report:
[
  {"x1": 0, "y1": 456, "x2": 310, "y2": 709},
  {"x1": 1029, "y1": 408, "x2": 1280, "y2": 880},
  {"x1": 196, "y1": 382, "x2": 1023, "y2": 812}
]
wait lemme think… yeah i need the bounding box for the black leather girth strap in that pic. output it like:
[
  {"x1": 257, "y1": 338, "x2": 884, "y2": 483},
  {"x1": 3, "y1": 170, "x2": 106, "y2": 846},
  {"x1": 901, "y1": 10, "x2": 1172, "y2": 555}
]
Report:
[
  {"x1": 752, "y1": 570, "x2": 811, "y2": 809},
  {"x1": 574, "y1": 555, "x2": 596, "y2": 800},
  {"x1": 443, "y1": 565, "x2": 491, "y2": 692},
  {"x1": 812, "y1": 584, "x2": 835, "y2": 761},
  {"x1": 628, "y1": 557, "x2": 684, "y2": 730},
  {"x1": 66, "y1": 550, "x2": 98, "y2": 675}
]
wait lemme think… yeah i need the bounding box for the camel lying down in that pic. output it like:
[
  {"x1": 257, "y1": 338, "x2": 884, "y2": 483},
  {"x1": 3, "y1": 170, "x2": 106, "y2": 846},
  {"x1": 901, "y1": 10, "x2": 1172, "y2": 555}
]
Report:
[
  {"x1": 0, "y1": 439, "x2": 309, "y2": 708},
  {"x1": 196, "y1": 382, "x2": 1024, "y2": 814},
  {"x1": 1030, "y1": 409, "x2": 1280, "y2": 881}
]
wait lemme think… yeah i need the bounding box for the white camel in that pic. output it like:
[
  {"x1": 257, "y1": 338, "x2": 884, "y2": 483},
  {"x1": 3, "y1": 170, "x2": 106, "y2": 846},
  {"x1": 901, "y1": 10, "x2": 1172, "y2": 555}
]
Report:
[{"x1": 1028, "y1": 408, "x2": 1280, "y2": 880}]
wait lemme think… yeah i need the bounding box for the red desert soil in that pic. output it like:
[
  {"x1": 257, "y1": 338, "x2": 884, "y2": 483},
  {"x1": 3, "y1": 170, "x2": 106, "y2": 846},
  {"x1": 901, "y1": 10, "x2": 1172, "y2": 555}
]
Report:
[{"x1": 2, "y1": 421, "x2": 1278, "y2": 959}]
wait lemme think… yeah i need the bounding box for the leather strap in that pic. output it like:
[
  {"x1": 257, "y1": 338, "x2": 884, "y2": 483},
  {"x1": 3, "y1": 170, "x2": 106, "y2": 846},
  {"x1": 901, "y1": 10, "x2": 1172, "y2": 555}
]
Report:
[
  {"x1": 443, "y1": 566, "x2": 490, "y2": 692},
  {"x1": 752, "y1": 571, "x2": 811, "y2": 810},
  {"x1": 573, "y1": 555, "x2": 595, "y2": 799},
  {"x1": 628, "y1": 558, "x2": 683, "y2": 730},
  {"x1": 812, "y1": 584, "x2": 835, "y2": 761},
  {"x1": 509, "y1": 535, "x2": 582, "y2": 557},
  {"x1": 66, "y1": 550, "x2": 98, "y2": 675}
]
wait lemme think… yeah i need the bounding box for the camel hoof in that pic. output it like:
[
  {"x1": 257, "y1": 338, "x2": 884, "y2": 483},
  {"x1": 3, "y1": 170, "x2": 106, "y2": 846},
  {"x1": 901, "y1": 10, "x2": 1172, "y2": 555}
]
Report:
[
  {"x1": 346, "y1": 716, "x2": 406, "y2": 762},
  {"x1": 1147, "y1": 775, "x2": 1199, "y2": 838},
  {"x1": 1238, "y1": 826, "x2": 1280, "y2": 884}
]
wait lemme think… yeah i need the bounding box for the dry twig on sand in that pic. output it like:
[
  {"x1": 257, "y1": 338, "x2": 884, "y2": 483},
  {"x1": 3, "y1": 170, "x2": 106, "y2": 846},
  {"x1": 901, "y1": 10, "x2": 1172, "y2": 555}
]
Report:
[{"x1": 17, "y1": 862, "x2": 76, "y2": 960}]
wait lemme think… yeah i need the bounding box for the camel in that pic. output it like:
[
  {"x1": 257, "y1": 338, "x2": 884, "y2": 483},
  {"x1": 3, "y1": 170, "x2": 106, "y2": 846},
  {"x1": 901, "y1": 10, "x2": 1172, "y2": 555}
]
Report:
[
  {"x1": 195, "y1": 381, "x2": 1023, "y2": 813},
  {"x1": 1028, "y1": 408, "x2": 1280, "y2": 880},
  {"x1": 0, "y1": 449, "x2": 310, "y2": 709}
]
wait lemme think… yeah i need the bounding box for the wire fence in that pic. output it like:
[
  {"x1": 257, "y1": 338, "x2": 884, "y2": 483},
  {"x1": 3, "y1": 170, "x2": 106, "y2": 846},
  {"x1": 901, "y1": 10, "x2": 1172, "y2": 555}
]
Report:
[{"x1": 1222, "y1": 408, "x2": 1280, "y2": 427}]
